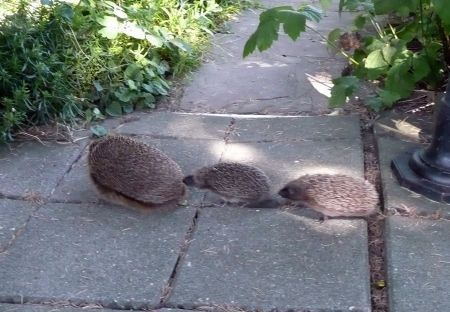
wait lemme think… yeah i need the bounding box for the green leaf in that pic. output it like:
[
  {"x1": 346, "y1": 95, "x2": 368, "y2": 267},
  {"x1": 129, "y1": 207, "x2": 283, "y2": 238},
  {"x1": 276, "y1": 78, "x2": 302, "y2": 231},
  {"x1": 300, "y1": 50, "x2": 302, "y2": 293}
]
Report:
[
  {"x1": 256, "y1": 20, "x2": 280, "y2": 52},
  {"x1": 106, "y1": 101, "x2": 122, "y2": 116},
  {"x1": 329, "y1": 76, "x2": 360, "y2": 107},
  {"x1": 279, "y1": 10, "x2": 307, "y2": 41},
  {"x1": 90, "y1": 125, "x2": 108, "y2": 137},
  {"x1": 146, "y1": 34, "x2": 164, "y2": 47},
  {"x1": 57, "y1": 4, "x2": 74, "y2": 20},
  {"x1": 327, "y1": 28, "x2": 341, "y2": 52},
  {"x1": 142, "y1": 83, "x2": 154, "y2": 93},
  {"x1": 170, "y1": 38, "x2": 192, "y2": 52},
  {"x1": 127, "y1": 80, "x2": 138, "y2": 90},
  {"x1": 123, "y1": 103, "x2": 134, "y2": 114},
  {"x1": 382, "y1": 44, "x2": 397, "y2": 65},
  {"x1": 385, "y1": 62, "x2": 415, "y2": 97},
  {"x1": 98, "y1": 27, "x2": 119, "y2": 39},
  {"x1": 374, "y1": 0, "x2": 419, "y2": 14},
  {"x1": 365, "y1": 50, "x2": 388, "y2": 69},
  {"x1": 124, "y1": 64, "x2": 141, "y2": 80},
  {"x1": 412, "y1": 55, "x2": 430, "y2": 81},
  {"x1": 432, "y1": 0, "x2": 450, "y2": 26},
  {"x1": 377, "y1": 89, "x2": 401, "y2": 106},
  {"x1": 121, "y1": 21, "x2": 146, "y2": 40},
  {"x1": 300, "y1": 5, "x2": 323, "y2": 23},
  {"x1": 243, "y1": 32, "x2": 258, "y2": 57},
  {"x1": 114, "y1": 88, "x2": 135, "y2": 102},
  {"x1": 142, "y1": 94, "x2": 156, "y2": 108},
  {"x1": 366, "y1": 96, "x2": 384, "y2": 111},
  {"x1": 97, "y1": 15, "x2": 119, "y2": 27},
  {"x1": 353, "y1": 15, "x2": 366, "y2": 29}
]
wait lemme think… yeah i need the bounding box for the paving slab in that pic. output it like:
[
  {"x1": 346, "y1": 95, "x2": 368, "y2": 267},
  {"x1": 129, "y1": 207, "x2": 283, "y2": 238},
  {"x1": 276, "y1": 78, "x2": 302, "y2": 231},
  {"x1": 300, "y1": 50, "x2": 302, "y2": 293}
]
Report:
[
  {"x1": 177, "y1": 1, "x2": 352, "y2": 115},
  {"x1": 168, "y1": 207, "x2": 371, "y2": 311},
  {"x1": 0, "y1": 142, "x2": 85, "y2": 198},
  {"x1": 51, "y1": 136, "x2": 224, "y2": 205},
  {"x1": 115, "y1": 112, "x2": 231, "y2": 140},
  {"x1": 0, "y1": 199, "x2": 37, "y2": 252},
  {"x1": 386, "y1": 216, "x2": 450, "y2": 312},
  {"x1": 0, "y1": 304, "x2": 190, "y2": 311},
  {"x1": 0, "y1": 303, "x2": 115, "y2": 311},
  {"x1": 230, "y1": 115, "x2": 361, "y2": 142},
  {"x1": 0, "y1": 202, "x2": 196, "y2": 310},
  {"x1": 376, "y1": 136, "x2": 448, "y2": 217},
  {"x1": 179, "y1": 58, "x2": 343, "y2": 115}
]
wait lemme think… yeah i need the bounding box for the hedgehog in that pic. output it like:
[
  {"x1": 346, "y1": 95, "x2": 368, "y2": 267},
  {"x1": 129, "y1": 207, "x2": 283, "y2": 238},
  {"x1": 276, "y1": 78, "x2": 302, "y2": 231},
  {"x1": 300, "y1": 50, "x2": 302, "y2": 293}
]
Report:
[
  {"x1": 88, "y1": 135, "x2": 186, "y2": 209},
  {"x1": 183, "y1": 162, "x2": 279, "y2": 208},
  {"x1": 278, "y1": 174, "x2": 378, "y2": 219}
]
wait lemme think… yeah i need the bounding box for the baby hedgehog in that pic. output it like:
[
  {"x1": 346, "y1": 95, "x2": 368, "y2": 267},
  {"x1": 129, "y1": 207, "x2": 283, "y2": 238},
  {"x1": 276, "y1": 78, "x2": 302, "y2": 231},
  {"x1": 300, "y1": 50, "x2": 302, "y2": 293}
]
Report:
[
  {"x1": 183, "y1": 162, "x2": 279, "y2": 208},
  {"x1": 88, "y1": 135, "x2": 186, "y2": 209},
  {"x1": 278, "y1": 174, "x2": 378, "y2": 218}
]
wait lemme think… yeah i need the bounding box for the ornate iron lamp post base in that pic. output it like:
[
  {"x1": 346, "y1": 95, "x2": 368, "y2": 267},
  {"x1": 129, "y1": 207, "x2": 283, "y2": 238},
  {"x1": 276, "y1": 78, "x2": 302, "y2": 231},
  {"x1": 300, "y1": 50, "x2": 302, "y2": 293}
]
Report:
[
  {"x1": 391, "y1": 152, "x2": 450, "y2": 203},
  {"x1": 391, "y1": 81, "x2": 450, "y2": 204}
]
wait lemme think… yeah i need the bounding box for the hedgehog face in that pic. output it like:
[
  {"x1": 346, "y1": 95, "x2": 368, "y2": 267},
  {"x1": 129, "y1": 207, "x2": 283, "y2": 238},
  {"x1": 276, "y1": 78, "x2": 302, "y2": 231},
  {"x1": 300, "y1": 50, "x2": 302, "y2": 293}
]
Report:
[
  {"x1": 182, "y1": 170, "x2": 209, "y2": 189},
  {"x1": 278, "y1": 183, "x2": 309, "y2": 201}
]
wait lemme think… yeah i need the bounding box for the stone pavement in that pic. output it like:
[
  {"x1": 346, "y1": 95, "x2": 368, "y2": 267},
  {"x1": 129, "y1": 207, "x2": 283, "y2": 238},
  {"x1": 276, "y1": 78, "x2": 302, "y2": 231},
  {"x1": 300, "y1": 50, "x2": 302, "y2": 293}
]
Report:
[
  {"x1": 1, "y1": 1, "x2": 450, "y2": 312},
  {"x1": 0, "y1": 113, "x2": 371, "y2": 312}
]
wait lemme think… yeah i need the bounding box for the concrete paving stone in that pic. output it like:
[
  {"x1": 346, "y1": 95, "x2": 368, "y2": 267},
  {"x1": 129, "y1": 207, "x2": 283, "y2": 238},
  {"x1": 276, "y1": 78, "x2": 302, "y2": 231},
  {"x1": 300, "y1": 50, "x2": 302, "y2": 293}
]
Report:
[
  {"x1": 0, "y1": 303, "x2": 117, "y2": 311},
  {"x1": 386, "y1": 216, "x2": 450, "y2": 312},
  {"x1": 115, "y1": 112, "x2": 231, "y2": 140},
  {"x1": 51, "y1": 136, "x2": 224, "y2": 206},
  {"x1": 168, "y1": 207, "x2": 371, "y2": 311},
  {"x1": 0, "y1": 199, "x2": 37, "y2": 252},
  {"x1": 0, "y1": 202, "x2": 196, "y2": 309},
  {"x1": 0, "y1": 304, "x2": 191, "y2": 312},
  {"x1": 0, "y1": 142, "x2": 85, "y2": 198},
  {"x1": 374, "y1": 110, "x2": 434, "y2": 144},
  {"x1": 221, "y1": 138, "x2": 364, "y2": 196},
  {"x1": 377, "y1": 136, "x2": 448, "y2": 217},
  {"x1": 230, "y1": 115, "x2": 361, "y2": 142},
  {"x1": 179, "y1": 58, "x2": 344, "y2": 115}
]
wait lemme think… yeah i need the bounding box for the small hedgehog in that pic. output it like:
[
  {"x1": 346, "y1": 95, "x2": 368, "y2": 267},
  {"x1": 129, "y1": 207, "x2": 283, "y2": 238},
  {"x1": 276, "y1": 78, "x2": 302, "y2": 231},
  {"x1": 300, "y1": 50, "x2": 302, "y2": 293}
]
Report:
[
  {"x1": 278, "y1": 174, "x2": 378, "y2": 218},
  {"x1": 88, "y1": 135, "x2": 186, "y2": 209},
  {"x1": 183, "y1": 162, "x2": 279, "y2": 208}
]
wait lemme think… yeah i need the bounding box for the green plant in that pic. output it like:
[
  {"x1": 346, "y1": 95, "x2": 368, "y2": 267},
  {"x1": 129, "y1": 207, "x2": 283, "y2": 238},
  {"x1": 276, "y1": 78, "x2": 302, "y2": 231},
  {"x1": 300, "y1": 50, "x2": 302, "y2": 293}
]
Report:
[
  {"x1": 0, "y1": 0, "x2": 252, "y2": 142},
  {"x1": 244, "y1": 0, "x2": 450, "y2": 111}
]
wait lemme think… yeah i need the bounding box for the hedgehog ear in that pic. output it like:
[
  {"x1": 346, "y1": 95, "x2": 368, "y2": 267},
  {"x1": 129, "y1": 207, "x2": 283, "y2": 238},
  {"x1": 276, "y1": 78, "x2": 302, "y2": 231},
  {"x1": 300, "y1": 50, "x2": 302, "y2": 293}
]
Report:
[{"x1": 183, "y1": 175, "x2": 195, "y2": 186}]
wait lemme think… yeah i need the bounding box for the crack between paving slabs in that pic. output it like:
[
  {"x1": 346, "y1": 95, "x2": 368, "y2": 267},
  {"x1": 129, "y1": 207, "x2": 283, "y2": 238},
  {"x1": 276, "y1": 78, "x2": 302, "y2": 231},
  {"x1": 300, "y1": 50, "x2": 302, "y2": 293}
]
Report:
[
  {"x1": 361, "y1": 121, "x2": 389, "y2": 312},
  {"x1": 158, "y1": 118, "x2": 236, "y2": 307},
  {"x1": 50, "y1": 142, "x2": 88, "y2": 198},
  {"x1": 0, "y1": 203, "x2": 42, "y2": 256}
]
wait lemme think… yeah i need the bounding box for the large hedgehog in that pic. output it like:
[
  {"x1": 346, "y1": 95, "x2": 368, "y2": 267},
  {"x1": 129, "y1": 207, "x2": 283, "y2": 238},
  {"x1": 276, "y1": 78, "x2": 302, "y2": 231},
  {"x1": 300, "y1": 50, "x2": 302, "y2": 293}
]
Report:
[
  {"x1": 88, "y1": 135, "x2": 185, "y2": 209},
  {"x1": 183, "y1": 162, "x2": 279, "y2": 208},
  {"x1": 278, "y1": 174, "x2": 378, "y2": 218}
]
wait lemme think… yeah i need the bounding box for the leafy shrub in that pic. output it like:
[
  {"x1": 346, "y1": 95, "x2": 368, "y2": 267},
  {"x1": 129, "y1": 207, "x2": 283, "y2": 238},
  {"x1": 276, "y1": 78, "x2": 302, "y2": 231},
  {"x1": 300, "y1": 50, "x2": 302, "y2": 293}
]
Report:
[
  {"x1": 0, "y1": 0, "x2": 251, "y2": 142},
  {"x1": 244, "y1": 0, "x2": 450, "y2": 111}
]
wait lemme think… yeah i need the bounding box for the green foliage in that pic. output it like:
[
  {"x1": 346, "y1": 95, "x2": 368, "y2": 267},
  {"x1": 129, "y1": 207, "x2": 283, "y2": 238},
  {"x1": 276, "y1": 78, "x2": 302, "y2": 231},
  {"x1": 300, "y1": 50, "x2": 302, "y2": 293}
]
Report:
[
  {"x1": 243, "y1": 5, "x2": 322, "y2": 57},
  {"x1": 0, "y1": 0, "x2": 250, "y2": 142},
  {"x1": 245, "y1": 0, "x2": 450, "y2": 112},
  {"x1": 329, "y1": 0, "x2": 449, "y2": 110}
]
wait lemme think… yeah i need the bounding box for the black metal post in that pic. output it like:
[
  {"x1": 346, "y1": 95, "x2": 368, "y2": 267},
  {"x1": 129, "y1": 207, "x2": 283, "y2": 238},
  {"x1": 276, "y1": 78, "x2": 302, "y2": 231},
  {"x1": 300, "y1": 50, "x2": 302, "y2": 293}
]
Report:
[{"x1": 391, "y1": 81, "x2": 450, "y2": 203}]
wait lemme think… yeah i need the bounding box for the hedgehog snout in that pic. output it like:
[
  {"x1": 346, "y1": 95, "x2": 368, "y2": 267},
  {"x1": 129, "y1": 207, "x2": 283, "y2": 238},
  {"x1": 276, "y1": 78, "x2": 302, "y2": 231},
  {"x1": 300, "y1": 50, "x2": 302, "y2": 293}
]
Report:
[
  {"x1": 278, "y1": 187, "x2": 290, "y2": 199},
  {"x1": 183, "y1": 175, "x2": 195, "y2": 186}
]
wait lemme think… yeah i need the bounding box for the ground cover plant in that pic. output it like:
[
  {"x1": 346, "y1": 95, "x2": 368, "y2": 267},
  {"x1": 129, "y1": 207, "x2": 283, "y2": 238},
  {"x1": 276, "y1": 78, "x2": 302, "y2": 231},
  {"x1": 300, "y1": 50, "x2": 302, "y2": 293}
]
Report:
[
  {"x1": 0, "y1": 0, "x2": 253, "y2": 142},
  {"x1": 244, "y1": 0, "x2": 450, "y2": 111}
]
